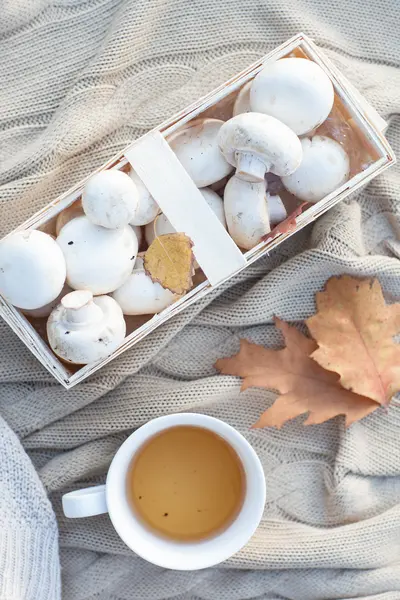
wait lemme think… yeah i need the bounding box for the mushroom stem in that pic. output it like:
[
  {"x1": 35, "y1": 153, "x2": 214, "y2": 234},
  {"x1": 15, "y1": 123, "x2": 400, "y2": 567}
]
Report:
[
  {"x1": 235, "y1": 152, "x2": 268, "y2": 183},
  {"x1": 61, "y1": 290, "x2": 102, "y2": 326},
  {"x1": 223, "y1": 176, "x2": 271, "y2": 250}
]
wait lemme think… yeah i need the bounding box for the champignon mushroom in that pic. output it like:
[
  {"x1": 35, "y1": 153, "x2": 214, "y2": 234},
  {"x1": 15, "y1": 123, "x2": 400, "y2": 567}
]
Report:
[
  {"x1": 233, "y1": 81, "x2": 252, "y2": 116},
  {"x1": 57, "y1": 216, "x2": 138, "y2": 294},
  {"x1": 47, "y1": 290, "x2": 126, "y2": 364},
  {"x1": 167, "y1": 118, "x2": 233, "y2": 187},
  {"x1": 250, "y1": 58, "x2": 334, "y2": 135},
  {"x1": 218, "y1": 113, "x2": 302, "y2": 183},
  {"x1": 281, "y1": 136, "x2": 350, "y2": 203},
  {"x1": 112, "y1": 255, "x2": 177, "y2": 315},
  {"x1": 129, "y1": 170, "x2": 160, "y2": 226},
  {"x1": 224, "y1": 175, "x2": 270, "y2": 250},
  {"x1": 21, "y1": 283, "x2": 72, "y2": 318},
  {"x1": 0, "y1": 230, "x2": 66, "y2": 310},
  {"x1": 55, "y1": 201, "x2": 84, "y2": 236},
  {"x1": 144, "y1": 188, "x2": 226, "y2": 246},
  {"x1": 267, "y1": 194, "x2": 287, "y2": 226},
  {"x1": 82, "y1": 170, "x2": 139, "y2": 229}
]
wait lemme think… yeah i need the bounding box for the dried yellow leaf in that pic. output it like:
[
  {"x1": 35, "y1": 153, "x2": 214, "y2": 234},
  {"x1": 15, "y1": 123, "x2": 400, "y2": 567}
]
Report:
[{"x1": 144, "y1": 233, "x2": 194, "y2": 295}]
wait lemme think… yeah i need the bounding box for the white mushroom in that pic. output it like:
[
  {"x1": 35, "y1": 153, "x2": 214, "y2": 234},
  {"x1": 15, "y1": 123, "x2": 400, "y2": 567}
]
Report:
[
  {"x1": 167, "y1": 118, "x2": 233, "y2": 187},
  {"x1": 21, "y1": 283, "x2": 72, "y2": 318},
  {"x1": 0, "y1": 230, "x2": 66, "y2": 310},
  {"x1": 250, "y1": 58, "x2": 334, "y2": 135},
  {"x1": 129, "y1": 170, "x2": 160, "y2": 226},
  {"x1": 218, "y1": 113, "x2": 302, "y2": 183},
  {"x1": 144, "y1": 188, "x2": 226, "y2": 246},
  {"x1": 281, "y1": 136, "x2": 350, "y2": 203},
  {"x1": 112, "y1": 256, "x2": 177, "y2": 315},
  {"x1": 267, "y1": 194, "x2": 287, "y2": 226},
  {"x1": 233, "y1": 81, "x2": 252, "y2": 116},
  {"x1": 47, "y1": 290, "x2": 126, "y2": 364},
  {"x1": 82, "y1": 170, "x2": 139, "y2": 229},
  {"x1": 55, "y1": 201, "x2": 84, "y2": 236},
  {"x1": 57, "y1": 216, "x2": 138, "y2": 294},
  {"x1": 224, "y1": 175, "x2": 270, "y2": 250}
]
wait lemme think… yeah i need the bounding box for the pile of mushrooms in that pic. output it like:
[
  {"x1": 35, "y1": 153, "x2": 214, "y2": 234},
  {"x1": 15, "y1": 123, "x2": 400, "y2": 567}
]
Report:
[
  {"x1": 0, "y1": 56, "x2": 351, "y2": 367},
  {"x1": 233, "y1": 58, "x2": 349, "y2": 196},
  {"x1": 0, "y1": 168, "x2": 174, "y2": 366},
  {"x1": 162, "y1": 57, "x2": 349, "y2": 250}
]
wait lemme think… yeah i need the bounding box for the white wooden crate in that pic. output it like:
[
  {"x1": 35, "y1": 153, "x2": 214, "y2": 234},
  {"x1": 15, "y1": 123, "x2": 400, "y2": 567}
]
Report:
[{"x1": 0, "y1": 33, "x2": 395, "y2": 388}]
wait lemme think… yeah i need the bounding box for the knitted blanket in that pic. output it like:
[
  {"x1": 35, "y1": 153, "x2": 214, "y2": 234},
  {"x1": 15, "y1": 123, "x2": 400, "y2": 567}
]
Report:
[{"x1": 0, "y1": 1, "x2": 400, "y2": 598}]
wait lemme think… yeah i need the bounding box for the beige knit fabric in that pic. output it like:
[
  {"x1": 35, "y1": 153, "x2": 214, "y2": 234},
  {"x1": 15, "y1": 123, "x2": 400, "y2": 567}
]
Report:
[{"x1": 1, "y1": 1, "x2": 400, "y2": 599}]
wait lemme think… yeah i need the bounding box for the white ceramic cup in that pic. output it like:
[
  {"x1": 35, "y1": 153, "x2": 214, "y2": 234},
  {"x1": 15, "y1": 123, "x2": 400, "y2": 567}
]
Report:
[{"x1": 62, "y1": 413, "x2": 266, "y2": 570}]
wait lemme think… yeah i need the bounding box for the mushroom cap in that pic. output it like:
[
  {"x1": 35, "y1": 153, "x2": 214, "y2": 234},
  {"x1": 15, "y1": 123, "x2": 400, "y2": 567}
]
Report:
[
  {"x1": 167, "y1": 118, "x2": 233, "y2": 187},
  {"x1": 218, "y1": 113, "x2": 302, "y2": 179},
  {"x1": 144, "y1": 188, "x2": 226, "y2": 247},
  {"x1": 21, "y1": 283, "x2": 72, "y2": 318},
  {"x1": 57, "y1": 216, "x2": 138, "y2": 294},
  {"x1": 0, "y1": 230, "x2": 66, "y2": 310},
  {"x1": 82, "y1": 170, "x2": 139, "y2": 229},
  {"x1": 112, "y1": 256, "x2": 177, "y2": 315},
  {"x1": 250, "y1": 58, "x2": 334, "y2": 135},
  {"x1": 224, "y1": 175, "x2": 270, "y2": 250},
  {"x1": 233, "y1": 81, "x2": 252, "y2": 116},
  {"x1": 47, "y1": 291, "x2": 126, "y2": 364},
  {"x1": 281, "y1": 136, "x2": 350, "y2": 203},
  {"x1": 129, "y1": 170, "x2": 160, "y2": 226}
]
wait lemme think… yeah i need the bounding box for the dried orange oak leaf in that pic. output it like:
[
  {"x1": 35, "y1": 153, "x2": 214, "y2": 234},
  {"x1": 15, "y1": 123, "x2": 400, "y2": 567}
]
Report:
[
  {"x1": 215, "y1": 318, "x2": 378, "y2": 428},
  {"x1": 144, "y1": 233, "x2": 194, "y2": 295},
  {"x1": 307, "y1": 276, "x2": 400, "y2": 406}
]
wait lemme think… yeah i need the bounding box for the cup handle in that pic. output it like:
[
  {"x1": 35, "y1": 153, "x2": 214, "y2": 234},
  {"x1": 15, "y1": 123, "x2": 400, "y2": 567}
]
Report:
[{"x1": 62, "y1": 485, "x2": 107, "y2": 518}]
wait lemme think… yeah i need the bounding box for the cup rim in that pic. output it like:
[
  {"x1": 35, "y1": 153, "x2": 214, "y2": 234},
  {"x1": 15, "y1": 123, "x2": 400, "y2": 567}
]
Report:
[{"x1": 106, "y1": 413, "x2": 266, "y2": 570}]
